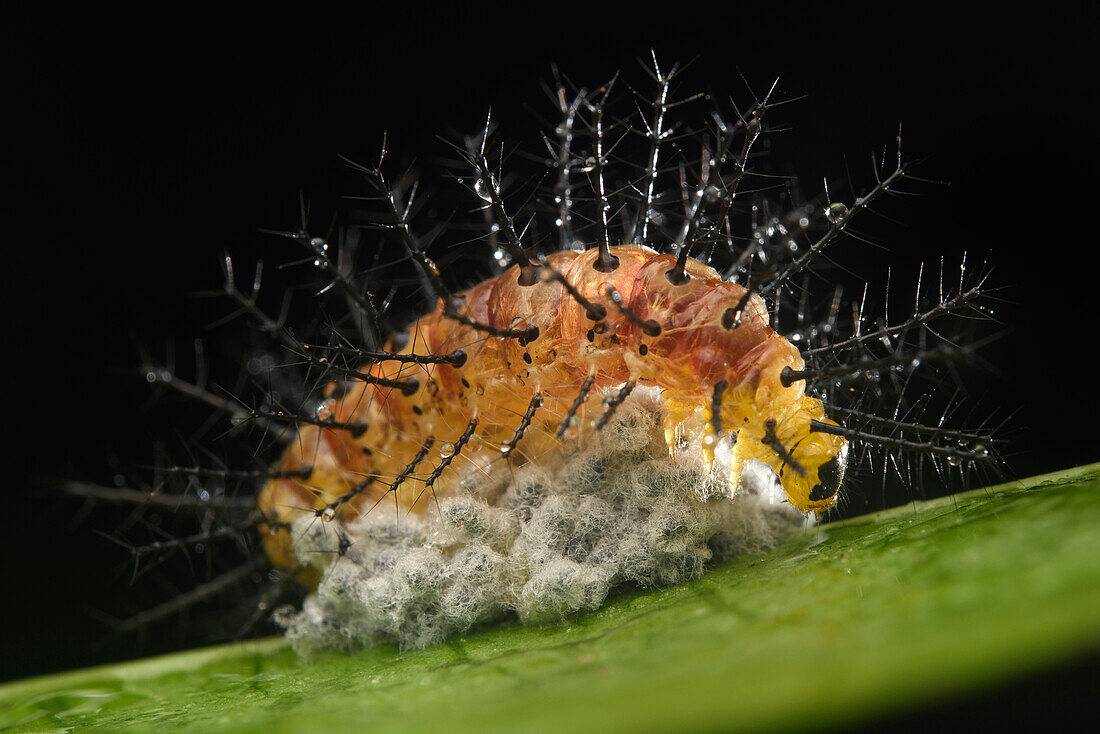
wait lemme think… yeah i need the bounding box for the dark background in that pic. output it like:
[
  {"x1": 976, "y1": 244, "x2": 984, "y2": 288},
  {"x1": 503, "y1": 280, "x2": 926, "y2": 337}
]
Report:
[{"x1": 3, "y1": 3, "x2": 1097, "y2": 726}]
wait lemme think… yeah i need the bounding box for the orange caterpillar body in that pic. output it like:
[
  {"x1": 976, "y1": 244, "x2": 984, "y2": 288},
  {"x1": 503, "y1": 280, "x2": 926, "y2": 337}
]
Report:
[{"x1": 259, "y1": 244, "x2": 846, "y2": 575}]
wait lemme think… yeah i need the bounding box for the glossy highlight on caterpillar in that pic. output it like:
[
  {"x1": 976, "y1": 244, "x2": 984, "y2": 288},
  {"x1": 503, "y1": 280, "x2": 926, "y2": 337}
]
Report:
[{"x1": 70, "y1": 53, "x2": 1003, "y2": 645}]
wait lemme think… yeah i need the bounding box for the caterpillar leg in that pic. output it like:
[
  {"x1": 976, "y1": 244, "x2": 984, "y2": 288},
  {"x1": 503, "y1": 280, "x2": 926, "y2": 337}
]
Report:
[
  {"x1": 663, "y1": 399, "x2": 696, "y2": 460},
  {"x1": 728, "y1": 438, "x2": 750, "y2": 499}
]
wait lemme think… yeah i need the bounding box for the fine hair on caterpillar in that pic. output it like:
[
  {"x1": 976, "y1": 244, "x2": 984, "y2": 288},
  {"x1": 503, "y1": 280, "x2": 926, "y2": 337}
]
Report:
[{"x1": 68, "y1": 53, "x2": 1004, "y2": 651}]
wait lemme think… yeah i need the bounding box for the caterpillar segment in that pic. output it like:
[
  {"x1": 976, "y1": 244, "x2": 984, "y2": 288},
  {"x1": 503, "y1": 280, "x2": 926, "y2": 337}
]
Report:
[{"x1": 258, "y1": 244, "x2": 847, "y2": 578}]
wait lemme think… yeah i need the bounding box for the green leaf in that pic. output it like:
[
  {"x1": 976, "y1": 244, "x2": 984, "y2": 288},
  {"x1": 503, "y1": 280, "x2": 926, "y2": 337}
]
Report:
[{"x1": 3, "y1": 465, "x2": 1098, "y2": 733}]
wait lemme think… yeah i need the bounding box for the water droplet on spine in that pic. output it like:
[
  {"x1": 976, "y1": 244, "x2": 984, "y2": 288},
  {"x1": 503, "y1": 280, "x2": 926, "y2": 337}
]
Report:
[
  {"x1": 474, "y1": 176, "x2": 496, "y2": 202},
  {"x1": 825, "y1": 202, "x2": 848, "y2": 224}
]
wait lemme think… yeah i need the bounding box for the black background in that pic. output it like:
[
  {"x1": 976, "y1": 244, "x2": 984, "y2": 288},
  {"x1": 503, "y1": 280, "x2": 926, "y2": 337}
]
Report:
[{"x1": 3, "y1": 3, "x2": 1097, "y2": 727}]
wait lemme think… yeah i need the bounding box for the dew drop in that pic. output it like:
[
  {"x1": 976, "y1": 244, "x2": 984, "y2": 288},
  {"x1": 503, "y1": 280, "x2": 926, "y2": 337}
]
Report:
[
  {"x1": 474, "y1": 176, "x2": 496, "y2": 202},
  {"x1": 825, "y1": 202, "x2": 849, "y2": 224}
]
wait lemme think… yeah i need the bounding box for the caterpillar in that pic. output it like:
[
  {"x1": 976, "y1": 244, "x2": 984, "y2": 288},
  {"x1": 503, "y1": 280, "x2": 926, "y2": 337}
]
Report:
[
  {"x1": 71, "y1": 54, "x2": 1001, "y2": 652},
  {"x1": 259, "y1": 241, "x2": 847, "y2": 583}
]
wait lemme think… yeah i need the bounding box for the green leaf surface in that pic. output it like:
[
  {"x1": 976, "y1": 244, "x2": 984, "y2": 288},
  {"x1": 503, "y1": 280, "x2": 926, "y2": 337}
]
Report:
[{"x1": 4, "y1": 465, "x2": 1099, "y2": 733}]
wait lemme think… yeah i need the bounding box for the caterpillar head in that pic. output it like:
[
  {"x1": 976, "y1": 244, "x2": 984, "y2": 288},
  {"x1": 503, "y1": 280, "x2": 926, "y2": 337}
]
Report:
[
  {"x1": 772, "y1": 419, "x2": 849, "y2": 513},
  {"x1": 735, "y1": 368, "x2": 850, "y2": 514},
  {"x1": 723, "y1": 406, "x2": 849, "y2": 514}
]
